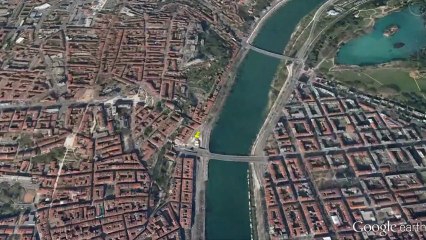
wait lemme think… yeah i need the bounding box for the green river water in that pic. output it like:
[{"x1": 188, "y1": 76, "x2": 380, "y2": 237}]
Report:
[
  {"x1": 337, "y1": 5, "x2": 426, "y2": 65},
  {"x1": 205, "y1": 0, "x2": 324, "y2": 239}
]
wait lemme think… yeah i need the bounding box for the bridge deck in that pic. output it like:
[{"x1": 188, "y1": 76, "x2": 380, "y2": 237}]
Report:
[
  {"x1": 178, "y1": 148, "x2": 268, "y2": 163},
  {"x1": 240, "y1": 41, "x2": 299, "y2": 62},
  {"x1": 248, "y1": 45, "x2": 297, "y2": 61}
]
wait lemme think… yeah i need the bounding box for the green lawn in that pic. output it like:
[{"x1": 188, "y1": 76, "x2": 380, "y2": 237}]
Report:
[
  {"x1": 416, "y1": 77, "x2": 426, "y2": 93},
  {"x1": 357, "y1": 9, "x2": 378, "y2": 19},
  {"x1": 333, "y1": 69, "x2": 425, "y2": 93},
  {"x1": 332, "y1": 68, "x2": 426, "y2": 111},
  {"x1": 318, "y1": 59, "x2": 334, "y2": 72}
]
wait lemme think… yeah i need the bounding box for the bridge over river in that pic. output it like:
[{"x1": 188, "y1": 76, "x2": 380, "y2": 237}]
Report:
[
  {"x1": 241, "y1": 41, "x2": 300, "y2": 62},
  {"x1": 176, "y1": 147, "x2": 269, "y2": 163}
]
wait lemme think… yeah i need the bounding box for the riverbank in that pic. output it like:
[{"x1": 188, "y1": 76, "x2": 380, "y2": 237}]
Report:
[
  {"x1": 200, "y1": 0, "x2": 329, "y2": 239},
  {"x1": 249, "y1": 1, "x2": 330, "y2": 239},
  {"x1": 247, "y1": 0, "x2": 291, "y2": 44},
  {"x1": 206, "y1": 51, "x2": 282, "y2": 240},
  {"x1": 191, "y1": 1, "x2": 289, "y2": 237}
]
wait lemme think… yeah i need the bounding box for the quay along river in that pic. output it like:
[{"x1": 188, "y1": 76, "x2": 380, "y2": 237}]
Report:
[{"x1": 205, "y1": 0, "x2": 325, "y2": 239}]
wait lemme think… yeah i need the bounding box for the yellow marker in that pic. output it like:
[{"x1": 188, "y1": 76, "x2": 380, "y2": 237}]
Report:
[{"x1": 194, "y1": 131, "x2": 201, "y2": 139}]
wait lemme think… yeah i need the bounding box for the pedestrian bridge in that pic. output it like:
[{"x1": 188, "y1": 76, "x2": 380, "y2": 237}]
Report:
[
  {"x1": 177, "y1": 147, "x2": 268, "y2": 163},
  {"x1": 241, "y1": 42, "x2": 300, "y2": 62}
]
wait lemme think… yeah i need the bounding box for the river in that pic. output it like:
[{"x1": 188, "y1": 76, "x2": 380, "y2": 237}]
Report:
[
  {"x1": 337, "y1": 5, "x2": 426, "y2": 65},
  {"x1": 205, "y1": 0, "x2": 325, "y2": 239}
]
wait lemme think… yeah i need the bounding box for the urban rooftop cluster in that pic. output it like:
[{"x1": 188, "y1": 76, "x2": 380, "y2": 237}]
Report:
[
  {"x1": 0, "y1": 0, "x2": 245, "y2": 104},
  {"x1": 0, "y1": 0, "x2": 426, "y2": 240},
  {"x1": 0, "y1": 98, "x2": 203, "y2": 239},
  {"x1": 0, "y1": 0, "x2": 257, "y2": 238},
  {"x1": 262, "y1": 77, "x2": 426, "y2": 239}
]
